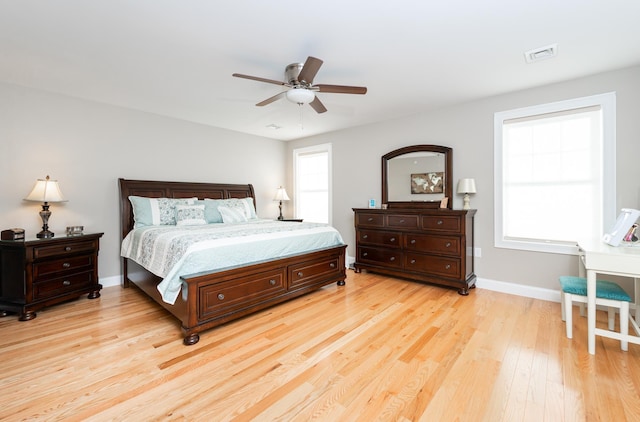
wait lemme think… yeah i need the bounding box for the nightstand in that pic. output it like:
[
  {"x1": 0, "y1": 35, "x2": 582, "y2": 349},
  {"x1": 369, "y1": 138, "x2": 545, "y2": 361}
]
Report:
[
  {"x1": 278, "y1": 219, "x2": 304, "y2": 222},
  {"x1": 0, "y1": 232, "x2": 103, "y2": 320}
]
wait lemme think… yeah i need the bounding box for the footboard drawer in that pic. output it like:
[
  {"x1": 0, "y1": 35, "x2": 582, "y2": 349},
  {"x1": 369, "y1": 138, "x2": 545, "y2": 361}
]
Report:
[
  {"x1": 199, "y1": 268, "x2": 286, "y2": 319},
  {"x1": 289, "y1": 256, "x2": 342, "y2": 290}
]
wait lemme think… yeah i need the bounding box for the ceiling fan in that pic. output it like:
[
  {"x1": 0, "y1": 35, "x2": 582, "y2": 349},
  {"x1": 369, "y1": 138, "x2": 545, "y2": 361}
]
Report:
[{"x1": 232, "y1": 56, "x2": 367, "y2": 114}]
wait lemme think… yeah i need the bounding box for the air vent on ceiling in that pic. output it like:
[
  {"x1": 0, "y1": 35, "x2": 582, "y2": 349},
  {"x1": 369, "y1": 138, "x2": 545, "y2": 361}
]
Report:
[{"x1": 524, "y1": 44, "x2": 558, "y2": 63}]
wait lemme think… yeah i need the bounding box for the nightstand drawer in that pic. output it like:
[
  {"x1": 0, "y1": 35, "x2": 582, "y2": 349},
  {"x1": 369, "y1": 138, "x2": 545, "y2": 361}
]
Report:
[
  {"x1": 33, "y1": 255, "x2": 95, "y2": 280},
  {"x1": 32, "y1": 239, "x2": 98, "y2": 260},
  {"x1": 33, "y1": 271, "x2": 95, "y2": 300}
]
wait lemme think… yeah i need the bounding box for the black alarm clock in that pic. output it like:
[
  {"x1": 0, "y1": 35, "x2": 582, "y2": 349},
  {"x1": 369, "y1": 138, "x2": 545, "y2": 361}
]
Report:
[{"x1": 1, "y1": 228, "x2": 25, "y2": 240}]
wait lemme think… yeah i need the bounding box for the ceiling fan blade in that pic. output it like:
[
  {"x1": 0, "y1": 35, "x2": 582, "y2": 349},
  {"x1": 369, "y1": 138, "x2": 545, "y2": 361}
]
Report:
[
  {"x1": 232, "y1": 73, "x2": 288, "y2": 87},
  {"x1": 297, "y1": 56, "x2": 323, "y2": 85},
  {"x1": 256, "y1": 91, "x2": 286, "y2": 106},
  {"x1": 315, "y1": 84, "x2": 367, "y2": 95},
  {"x1": 309, "y1": 96, "x2": 327, "y2": 114}
]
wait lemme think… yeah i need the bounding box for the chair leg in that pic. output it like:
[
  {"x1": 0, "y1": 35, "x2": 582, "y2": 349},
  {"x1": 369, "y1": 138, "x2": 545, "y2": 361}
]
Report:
[
  {"x1": 561, "y1": 291, "x2": 566, "y2": 322},
  {"x1": 564, "y1": 292, "x2": 574, "y2": 339},
  {"x1": 608, "y1": 307, "x2": 615, "y2": 331},
  {"x1": 621, "y1": 302, "x2": 629, "y2": 352}
]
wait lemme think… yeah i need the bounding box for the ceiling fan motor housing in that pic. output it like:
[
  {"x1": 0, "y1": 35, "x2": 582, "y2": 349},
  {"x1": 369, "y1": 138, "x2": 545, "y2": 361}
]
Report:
[{"x1": 285, "y1": 63, "x2": 305, "y2": 85}]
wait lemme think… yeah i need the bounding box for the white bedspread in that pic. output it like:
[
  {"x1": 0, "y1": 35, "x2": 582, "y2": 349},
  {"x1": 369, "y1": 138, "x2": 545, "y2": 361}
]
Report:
[{"x1": 121, "y1": 219, "x2": 345, "y2": 304}]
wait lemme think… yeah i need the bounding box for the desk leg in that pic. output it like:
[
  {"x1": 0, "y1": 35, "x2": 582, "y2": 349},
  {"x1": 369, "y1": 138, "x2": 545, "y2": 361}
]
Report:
[
  {"x1": 587, "y1": 270, "x2": 597, "y2": 355},
  {"x1": 635, "y1": 278, "x2": 640, "y2": 326}
]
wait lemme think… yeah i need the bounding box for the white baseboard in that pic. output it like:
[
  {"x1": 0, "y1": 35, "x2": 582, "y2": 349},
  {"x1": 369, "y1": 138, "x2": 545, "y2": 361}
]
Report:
[
  {"x1": 100, "y1": 275, "x2": 121, "y2": 288},
  {"x1": 476, "y1": 277, "x2": 561, "y2": 303},
  {"x1": 100, "y1": 271, "x2": 561, "y2": 303}
]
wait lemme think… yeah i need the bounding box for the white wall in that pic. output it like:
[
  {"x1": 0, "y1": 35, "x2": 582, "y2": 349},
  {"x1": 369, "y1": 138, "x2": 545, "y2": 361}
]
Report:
[
  {"x1": 288, "y1": 65, "x2": 640, "y2": 292},
  {"x1": 0, "y1": 82, "x2": 287, "y2": 283}
]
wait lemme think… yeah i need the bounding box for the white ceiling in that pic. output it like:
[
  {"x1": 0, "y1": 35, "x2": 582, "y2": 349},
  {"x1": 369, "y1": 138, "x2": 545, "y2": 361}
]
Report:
[{"x1": 2, "y1": 1, "x2": 640, "y2": 141}]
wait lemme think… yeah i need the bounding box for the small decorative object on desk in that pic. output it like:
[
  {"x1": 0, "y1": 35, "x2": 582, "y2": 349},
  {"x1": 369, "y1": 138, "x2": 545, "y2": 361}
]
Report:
[
  {"x1": 66, "y1": 226, "x2": 84, "y2": 236},
  {"x1": 622, "y1": 223, "x2": 639, "y2": 245}
]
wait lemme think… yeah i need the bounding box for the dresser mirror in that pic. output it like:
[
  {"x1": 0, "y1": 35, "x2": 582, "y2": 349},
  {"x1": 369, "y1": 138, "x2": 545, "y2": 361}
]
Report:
[{"x1": 382, "y1": 145, "x2": 453, "y2": 209}]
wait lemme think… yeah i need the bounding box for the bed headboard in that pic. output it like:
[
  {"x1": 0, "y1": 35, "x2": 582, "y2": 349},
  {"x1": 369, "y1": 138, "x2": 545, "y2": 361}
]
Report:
[{"x1": 118, "y1": 178, "x2": 256, "y2": 240}]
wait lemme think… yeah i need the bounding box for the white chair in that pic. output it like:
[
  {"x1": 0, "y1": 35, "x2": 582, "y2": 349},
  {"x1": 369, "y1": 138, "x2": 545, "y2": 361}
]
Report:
[{"x1": 559, "y1": 275, "x2": 631, "y2": 351}]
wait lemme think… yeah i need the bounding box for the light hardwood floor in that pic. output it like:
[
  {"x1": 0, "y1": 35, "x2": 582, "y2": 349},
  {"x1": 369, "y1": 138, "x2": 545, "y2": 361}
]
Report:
[{"x1": 1, "y1": 270, "x2": 640, "y2": 421}]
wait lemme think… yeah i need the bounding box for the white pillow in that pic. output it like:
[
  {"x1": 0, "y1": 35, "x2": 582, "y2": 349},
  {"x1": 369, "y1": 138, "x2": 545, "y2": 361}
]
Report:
[
  {"x1": 218, "y1": 205, "x2": 248, "y2": 223},
  {"x1": 175, "y1": 204, "x2": 207, "y2": 226}
]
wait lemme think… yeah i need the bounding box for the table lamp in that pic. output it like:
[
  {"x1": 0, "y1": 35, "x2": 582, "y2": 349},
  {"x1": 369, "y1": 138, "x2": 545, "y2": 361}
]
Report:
[
  {"x1": 24, "y1": 175, "x2": 67, "y2": 238},
  {"x1": 457, "y1": 178, "x2": 476, "y2": 210},
  {"x1": 273, "y1": 186, "x2": 290, "y2": 220}
]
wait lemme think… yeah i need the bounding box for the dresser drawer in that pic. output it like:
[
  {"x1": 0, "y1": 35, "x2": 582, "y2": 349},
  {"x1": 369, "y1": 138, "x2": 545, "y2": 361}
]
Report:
[
  {"x1": 32, "y1": 239, "x2": 98, "y2": 260},
  {"x1": 404, "y1": 253, "x2": 461, "y2": 278},
  {"x1": 199, "y1": 269, "x2": 286, "y2": 319},
  {"x1": 356, "y1": 213, "x2": 385, "y2": 228},
  {"x1": 387, "y1": 214, "x2": 419, "y2": 230},
  {"x1": 289, "y1": 256, "x2": 343, "y2": 290},
  {"x1": 421, "y1": 215, "x2": 462, "y2": 233},
  {"x1": 33, "y1": 255, "x2": 95, "y2": 280},
  {"x1": 357, "y1": 246, "x2": 402, "y2": 268},
  {"x1": 404, "y1": 234, "x2": 460, "y2": 256},
  {"x1": 358, "y1": 230, "x2": 401, "y2": 248},
  {"x1": 33, "y1": 271, "x2": 95, "y2": 300}
]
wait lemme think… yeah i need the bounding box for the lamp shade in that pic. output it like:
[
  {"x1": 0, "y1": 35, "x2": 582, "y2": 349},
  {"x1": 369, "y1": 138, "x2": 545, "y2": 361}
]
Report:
[
  {"x1": 286, "y1": 88, "x2": 315, "y2": 105},
  {"x1": 274, "y1": 186, "x2": 290, "y2": 201},
  {"x1": 457, "y1": 178, "x2": 477, "y2": 194},
  {"x1": 24, "y1": 175, "x2": 66, "y2": 203}
]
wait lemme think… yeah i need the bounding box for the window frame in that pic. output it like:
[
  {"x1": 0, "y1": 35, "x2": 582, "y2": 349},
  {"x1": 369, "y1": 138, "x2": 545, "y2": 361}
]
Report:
[
  {"x1": 494, "y1": 92, "x2": 616, "y2": 255},
  {"x1": 293, "y1": 143, "x2": 333, "y2": 225}
]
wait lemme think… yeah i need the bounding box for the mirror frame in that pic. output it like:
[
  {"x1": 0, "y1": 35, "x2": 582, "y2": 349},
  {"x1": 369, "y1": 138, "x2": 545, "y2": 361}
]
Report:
[{"x1": 382, "y1": 144, "x2": 453, "y2": 209}]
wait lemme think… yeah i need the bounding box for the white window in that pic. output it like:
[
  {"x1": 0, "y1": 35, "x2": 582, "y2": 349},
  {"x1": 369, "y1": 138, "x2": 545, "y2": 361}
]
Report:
[
  {"x1": 494, "y1": 92, "x2": 616, "y2": 254},
  {"x1": 293, "y1": 143, "x2": 332, "y2": 224}
]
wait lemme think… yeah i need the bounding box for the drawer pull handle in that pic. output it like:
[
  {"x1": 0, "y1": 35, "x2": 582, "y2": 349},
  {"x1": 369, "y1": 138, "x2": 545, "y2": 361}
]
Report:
[
  {"x1": 367, "y1": 217, "x2": 373, "y2": 222},
  {"x1": 410, "y1": 259, "x2": 416, "y2": 264},
  {"x1": 63, "y1": 280, "x2": 71, "y2": 286},
  {"x1": 445, "y1": 264, "x2": 451, "y2": 269},
  {"x1": 390, "y1": 237, "x2": 396, "y2": 242},
  {"x1": 269, "y1": 279, "x2": 276, "y2": 286},
  {"x1": 330, "y1": 263, "x2": 336, "y2": 268},
  {"x1": 445, "y1": 242, "x2": 451, "y2": 247},
  {"x1": 399, "y1": 219, "x2": 405, "y2": 223},
  {"x1": 410, "y1": 239, "x2": 416, "y2": 244},
  {"x1": 363, "y1": 252, "x2": 368, "y2": 257},
  {"x1": 65, "y1": 246, "x2": 72, "y2": 251},
  {"x1": 389, "y1": 257, "x2": 395, "y2": 261},
  {"x1": 437, "y1": 220, "x2": 443, "y2": 225},
  {"x1": 363, "y1": 234, "x2": 368, "y2": 239},
  {"x1": 297, "y1": 271, "x2": 304, "y2": 277},
  {"x1": 217, "y1": 293, "x2": 225, "y2": 300},
  {"x1": 62, "y1": 262, "x2": 71, "y2": 268}
]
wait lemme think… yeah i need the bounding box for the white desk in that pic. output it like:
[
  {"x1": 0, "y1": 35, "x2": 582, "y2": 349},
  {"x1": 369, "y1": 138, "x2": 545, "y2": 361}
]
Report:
[{"x1": 577, "y1": 239, "x2": 640, "y2": 354}]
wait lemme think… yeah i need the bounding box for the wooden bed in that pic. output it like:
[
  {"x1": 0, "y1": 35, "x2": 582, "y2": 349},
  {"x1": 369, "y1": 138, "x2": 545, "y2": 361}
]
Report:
[{"x1": 119, "y1": 178, "x2": 347, "y2": 345}]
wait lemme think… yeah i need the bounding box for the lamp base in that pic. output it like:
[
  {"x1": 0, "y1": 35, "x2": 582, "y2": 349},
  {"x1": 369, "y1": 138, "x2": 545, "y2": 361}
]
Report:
[
  {"x1": 37, "y1": 202, "x2": 54, "y2": 238},
  {"x1": 462, "y1": 194, "x2": 471, "y2": 210},
  {"x1": 36, "y1": 230, "x2": 55, "y2": 239}
]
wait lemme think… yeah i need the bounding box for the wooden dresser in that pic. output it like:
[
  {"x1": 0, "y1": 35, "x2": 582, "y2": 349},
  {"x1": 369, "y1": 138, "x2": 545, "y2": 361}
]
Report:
[
  {"x1": 353, "y1": 208, "x2": 476, "y2": 294},
  {"x1": 0, "y1": 233, "x2": 103, "y2": 320}
]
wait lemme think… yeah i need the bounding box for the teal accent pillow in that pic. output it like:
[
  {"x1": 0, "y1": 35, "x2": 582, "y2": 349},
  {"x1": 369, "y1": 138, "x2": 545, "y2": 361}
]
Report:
[
  {"x1": 201, "y1": 199, "x2": 223, "y2": 224},
  {"x1": 201, "y1": 197, "x2": 257, "y2": 223},
  {"x1": 129, "y1": 196, "x2": 195, "y2": 228}
]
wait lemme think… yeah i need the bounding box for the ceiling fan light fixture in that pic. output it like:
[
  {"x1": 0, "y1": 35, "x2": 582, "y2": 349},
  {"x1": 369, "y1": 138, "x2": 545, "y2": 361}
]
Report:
[{"x1": 286, "y1": 88, "x2": 315, "y2": 105}]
